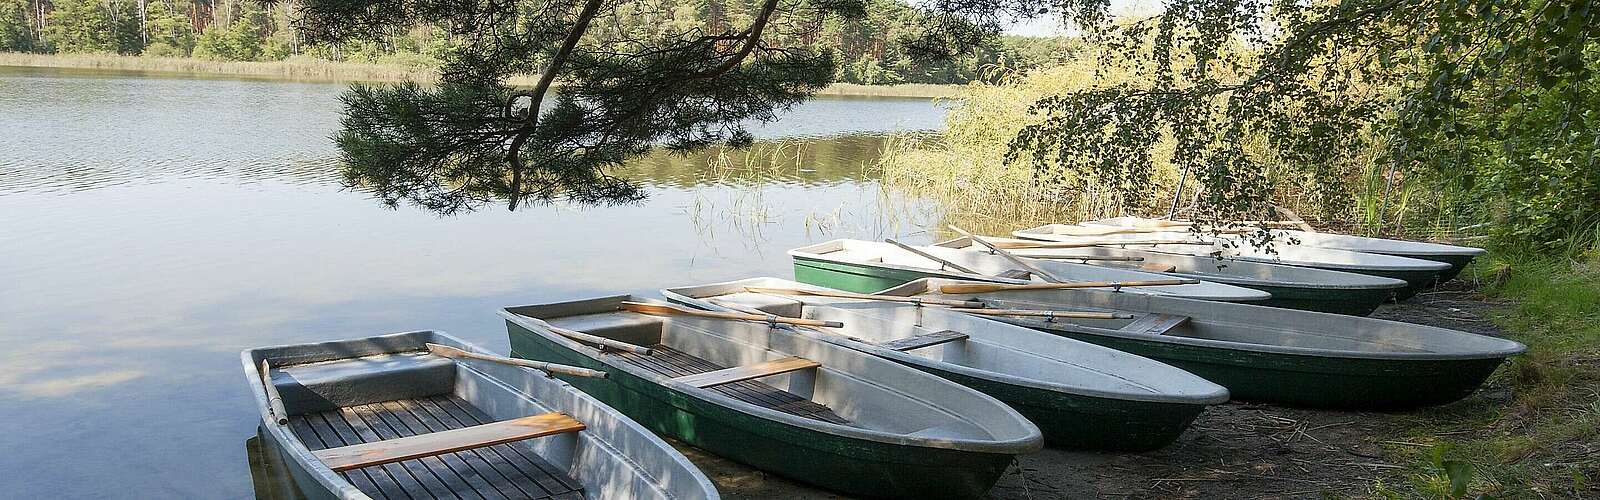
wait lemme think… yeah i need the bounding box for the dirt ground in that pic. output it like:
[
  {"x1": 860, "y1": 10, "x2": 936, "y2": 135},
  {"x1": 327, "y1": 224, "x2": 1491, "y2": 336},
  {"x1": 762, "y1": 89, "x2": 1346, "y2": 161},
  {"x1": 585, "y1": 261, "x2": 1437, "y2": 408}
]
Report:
[{"x1": 672, "y1": 282, "x2": 1518, "y2": 499}]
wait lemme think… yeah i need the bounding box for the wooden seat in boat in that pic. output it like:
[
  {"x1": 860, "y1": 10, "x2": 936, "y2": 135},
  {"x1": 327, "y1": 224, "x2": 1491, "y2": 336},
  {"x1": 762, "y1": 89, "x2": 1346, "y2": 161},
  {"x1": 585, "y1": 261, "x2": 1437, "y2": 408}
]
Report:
[
  {"x1": 1120, "y1": 314, "x2": 1190, "y2": 335},
  {"x1": 878, "y1": 330, "x2": 969, "y2": 351},
  {"x1": 315, "y1": 412, "x2": 585, "y2": 472},
  {"x1": 675, "y1": 356, "x2": 820, "y2": 388}
]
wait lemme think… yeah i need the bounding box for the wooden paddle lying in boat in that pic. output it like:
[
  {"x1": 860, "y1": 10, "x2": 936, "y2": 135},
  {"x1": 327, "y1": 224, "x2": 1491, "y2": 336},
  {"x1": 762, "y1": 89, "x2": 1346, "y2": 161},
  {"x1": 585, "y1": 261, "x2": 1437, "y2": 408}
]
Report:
[
  {"x1": 939, "y1": 279, "x2": 1202, "y2": 294},
  {"x1": 743, "y1": 286, "x2": 983, "y2": 308},
  {"x1": 622, "y1": 301, "x2": 845, "y2": 328},
  {"x1": 426, "y1": 343, "x2": 608, "y2": 378}
]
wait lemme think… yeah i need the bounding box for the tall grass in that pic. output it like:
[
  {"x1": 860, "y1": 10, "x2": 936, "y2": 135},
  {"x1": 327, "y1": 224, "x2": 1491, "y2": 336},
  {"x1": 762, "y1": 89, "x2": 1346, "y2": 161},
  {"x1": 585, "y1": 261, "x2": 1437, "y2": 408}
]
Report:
[
  {"x1": 1375, "y1": 253, "x2": 1600, "y2": 498},
  {"x1": 876, "y1": 60, "x2": 1190, "y2": 234}
]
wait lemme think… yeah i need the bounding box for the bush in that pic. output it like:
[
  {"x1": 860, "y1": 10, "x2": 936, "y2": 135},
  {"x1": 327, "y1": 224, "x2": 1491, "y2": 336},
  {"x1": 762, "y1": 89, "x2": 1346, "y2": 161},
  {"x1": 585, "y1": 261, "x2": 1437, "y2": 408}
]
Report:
[{"x1": 141, "y1": 42, "x2": 185, "y2": 58}]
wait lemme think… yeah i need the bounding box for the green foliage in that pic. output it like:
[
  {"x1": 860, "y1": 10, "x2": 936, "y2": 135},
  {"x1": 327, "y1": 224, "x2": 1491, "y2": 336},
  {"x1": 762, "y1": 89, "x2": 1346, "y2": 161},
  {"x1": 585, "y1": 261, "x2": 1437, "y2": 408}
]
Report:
[
  {"x1": 144, "y1": 0, "x2": 197, "y2": 56},
  {"x1": 993, "y1": 0, "x2": 1600, "y2": 251},
  {"x1": 1376, "y1": 255, "x2": 1600, "y2": 498},
  {"x1": 0, "y1": 0, "x2": 34, "y2": 52},
  {"x1": 43, "y1": 0, "x2": 142, "y2": 54},
  {"x1": 194, "y1": 5, "x2": 270, "y2": 61}
]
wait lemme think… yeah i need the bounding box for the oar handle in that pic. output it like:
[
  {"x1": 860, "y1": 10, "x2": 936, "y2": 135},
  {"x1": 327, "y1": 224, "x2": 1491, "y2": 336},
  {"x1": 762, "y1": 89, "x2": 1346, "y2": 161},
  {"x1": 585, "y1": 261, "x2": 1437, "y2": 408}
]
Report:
[
  {"x1": 938, "y1": 279, "x2": 1201, "y2": 294},
  {"x1": 621, "y1": 301, "x2": 843, "y2": 328},
  {"x1": 946, "y1": 308, "x2": 1135, "y2": 319},
  {"x1": 427, "y1": 343, "x2": 608, "y2": 378},
  {"x1": 260, "y1": 359, "x2": 288, "y2": 425}
]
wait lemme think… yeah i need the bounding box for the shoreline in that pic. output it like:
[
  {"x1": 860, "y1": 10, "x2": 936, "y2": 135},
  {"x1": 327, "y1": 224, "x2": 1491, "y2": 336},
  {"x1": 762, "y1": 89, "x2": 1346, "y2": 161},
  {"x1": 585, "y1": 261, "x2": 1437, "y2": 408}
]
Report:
[{"x1": 0, "y1": 52, "x2": 962, "y2": 98}]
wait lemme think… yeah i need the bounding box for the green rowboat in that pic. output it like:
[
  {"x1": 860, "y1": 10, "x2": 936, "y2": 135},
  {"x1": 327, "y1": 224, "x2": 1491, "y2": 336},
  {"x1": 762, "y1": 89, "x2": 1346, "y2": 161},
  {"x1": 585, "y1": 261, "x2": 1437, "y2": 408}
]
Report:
[
  {"x1": 879, "y1": 278, "x2": 1526, "y2": 409},
  {"x1": 501, "y1": 296, "x2": 1042, "y2": 499},
  {"x1": 662, "y1": 277, "x2": 1231, "y2": 451}
]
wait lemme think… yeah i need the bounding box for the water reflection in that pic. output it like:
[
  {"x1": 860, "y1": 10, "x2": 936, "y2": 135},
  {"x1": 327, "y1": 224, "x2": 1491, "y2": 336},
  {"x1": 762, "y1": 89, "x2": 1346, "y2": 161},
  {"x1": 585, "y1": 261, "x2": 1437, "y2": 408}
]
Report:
[
  {"x1": 0, "y1": 67, "x2": 949, "y2": 498},
  {"x1": 247, "y1": 430, "x2": 310, "y2": 500}
]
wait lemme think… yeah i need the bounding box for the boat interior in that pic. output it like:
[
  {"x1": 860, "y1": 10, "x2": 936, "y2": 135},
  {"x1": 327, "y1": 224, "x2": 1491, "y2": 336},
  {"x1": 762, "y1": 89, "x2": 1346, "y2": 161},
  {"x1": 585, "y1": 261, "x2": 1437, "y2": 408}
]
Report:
[
  {"x1": 666, "y1": 281, "x2": 1227, "y2": 402},
  {"x1": 255, "y1": 344, "x2": 589, "y2": 500},
  {"x1": 880, "y1": 279, "x2": 1523, "y2": 357},
  {"x1": 505, "y1": 296, "x2": 1037, "y2": 443},
  {"x1": 250, "y1": 331, "x2": 714, "y2": 500}
]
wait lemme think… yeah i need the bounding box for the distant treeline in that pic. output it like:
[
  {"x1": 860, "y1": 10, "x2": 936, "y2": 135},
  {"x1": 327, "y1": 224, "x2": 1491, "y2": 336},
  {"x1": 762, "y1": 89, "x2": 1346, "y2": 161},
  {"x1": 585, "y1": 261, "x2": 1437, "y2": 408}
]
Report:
[{"x1": 0, "y1": 0, "x2": 1075, "y2": 84}]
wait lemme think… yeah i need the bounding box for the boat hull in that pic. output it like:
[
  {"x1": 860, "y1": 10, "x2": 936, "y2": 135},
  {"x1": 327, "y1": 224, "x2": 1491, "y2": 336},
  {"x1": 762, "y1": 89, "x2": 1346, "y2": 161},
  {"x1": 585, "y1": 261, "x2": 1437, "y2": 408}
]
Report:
[
  {"x1": 507, "y1": 320, "x2": 1017, "y2": 499},
  {"x1": 1005, "y1": 320, "x2": 1506, "y2": 408},
  {"x1": 1317, "y1": 266, "x2": 1438, "y2": 301},
  {"x1": 1234, "y1": 280, "x2": 1391, "y2": 316},
  {"x1": 794, "y1": 257, "x2": 942, "y2": 294},
  {"x1": 918, "y1": 364, "x2": 1206, "y2": 450},
  {"x1": 1379, "y1": 252, "x2": 1475, "y2": 283}
]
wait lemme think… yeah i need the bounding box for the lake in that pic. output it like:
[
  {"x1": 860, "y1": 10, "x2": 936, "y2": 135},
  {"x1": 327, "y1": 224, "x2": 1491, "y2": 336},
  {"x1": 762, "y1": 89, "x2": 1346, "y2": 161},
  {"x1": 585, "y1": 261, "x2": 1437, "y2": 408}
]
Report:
[{"x1": 0, "y1": 66, "x2": 951, "y2": 498}]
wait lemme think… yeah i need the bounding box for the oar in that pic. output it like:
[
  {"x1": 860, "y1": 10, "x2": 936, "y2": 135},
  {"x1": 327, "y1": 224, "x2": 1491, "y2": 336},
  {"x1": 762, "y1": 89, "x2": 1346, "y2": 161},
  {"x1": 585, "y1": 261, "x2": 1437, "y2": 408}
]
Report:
[
  {"x1": 259, "y1": 359, "x2": 288, "y2": 425},
  {"x1": 946, "y1": 225, "x2": 1064, "y2": 283},
  {"x1": 938, "y1": 279, "x2": 1201, "y2": 294},
  {"x1": 426, "y1": 343, "x2": 608, "y2": 378},
  {"x1": 743, "y1": 286, "x2": 983, "y2": 308},
  {"x1": 621, "y1": 301, "x2": 844, "y2": 328},
  {"x1": 945, "y1": 308, "x2": 1136, "y2": 320},
  {"x1": 522, "y1": 317, "x2": 654, "y2": 355},
  {"x1": 886, "y1": 238, "x2": 979, "y2": 274}
]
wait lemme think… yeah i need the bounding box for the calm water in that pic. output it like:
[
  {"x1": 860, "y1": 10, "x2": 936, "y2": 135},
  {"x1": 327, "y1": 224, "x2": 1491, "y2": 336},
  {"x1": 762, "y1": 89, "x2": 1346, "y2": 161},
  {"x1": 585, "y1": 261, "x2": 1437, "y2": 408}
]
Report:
[{"x1": 0, "y1": 67, "x2": 950, "y2": 498}]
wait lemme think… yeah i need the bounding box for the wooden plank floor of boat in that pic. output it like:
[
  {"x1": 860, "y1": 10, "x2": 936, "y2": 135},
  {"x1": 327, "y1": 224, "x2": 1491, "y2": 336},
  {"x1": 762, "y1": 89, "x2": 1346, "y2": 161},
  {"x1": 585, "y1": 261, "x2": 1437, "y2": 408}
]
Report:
[
  {"x1": 288, "y1": 394, "x2": 584, "y2": 500},
  {"x1": 617, "y1": 345, "x2": 851, "y2": 425}
]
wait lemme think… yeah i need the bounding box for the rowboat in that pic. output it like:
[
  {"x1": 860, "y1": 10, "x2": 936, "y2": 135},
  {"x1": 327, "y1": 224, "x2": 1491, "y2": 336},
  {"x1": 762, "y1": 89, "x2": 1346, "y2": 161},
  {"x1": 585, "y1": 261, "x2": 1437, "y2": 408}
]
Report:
[
  {"x1": 790, "y1": 238, "x2": 1271, "y2": 302},
  {"x1": 660, "y1": 277, "x2": 1230, "y2": 450},
  {"x1": 242, "y1": 330, "x2": 718, "y2": 500},
  {"x1": 1012, "y1": 225, "x2": 1452, "y2": 300},
  {"x1": 935, "y1": 236, "x2": 1408, "y2": 316},
  {"x1": 500, "y1": 296, "x2": 1042, "y2": 499},
  {"x1": 877, "y1": 278, "x2": 1527, "y2": 409},
  {"x1": 1085, "y1": 217, "x2": 1487, "y2": 282}
]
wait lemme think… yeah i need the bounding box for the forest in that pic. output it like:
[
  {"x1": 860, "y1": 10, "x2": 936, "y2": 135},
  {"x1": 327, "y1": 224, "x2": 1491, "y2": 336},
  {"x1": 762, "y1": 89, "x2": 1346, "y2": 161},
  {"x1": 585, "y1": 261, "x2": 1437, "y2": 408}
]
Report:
[{"x1": 0, "y1": 0, "x2": 1072, "y2": 84}]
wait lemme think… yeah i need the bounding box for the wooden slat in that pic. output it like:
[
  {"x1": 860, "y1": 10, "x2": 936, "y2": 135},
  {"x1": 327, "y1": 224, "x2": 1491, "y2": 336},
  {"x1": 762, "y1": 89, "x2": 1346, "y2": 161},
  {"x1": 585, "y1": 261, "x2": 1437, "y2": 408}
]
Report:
[
  {"x1": 878, "y1": 330, "x2": 970, "y2": 351},
  {"x1": 673, "y1": 356, "x2": 820, "y2": 388},
  {"x1": 315, "y1": 413, "x2": 586, "y2": 472},
  {"x1": 424, "y1": 397, "x2": 580, "y2": 497},
  {"x1": 375, "y1": 400, "x2": 501, "y2": 500},
  {"x1": 435, "y1": 395, "x2": 592, "y2": 493},
  {"x1": 346, "y1": 404, "x2": 460, "y2": 499},
  {"x1": 1120, "y1": 314, "x2": 1190, "y2": 335}
]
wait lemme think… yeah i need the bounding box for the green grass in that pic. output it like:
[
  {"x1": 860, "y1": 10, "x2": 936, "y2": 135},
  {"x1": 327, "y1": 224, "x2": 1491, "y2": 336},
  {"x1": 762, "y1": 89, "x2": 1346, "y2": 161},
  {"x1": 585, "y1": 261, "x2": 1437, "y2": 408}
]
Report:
[{"x1": 1378, "y1": 254, "x2": 1600, "y2": 498}]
